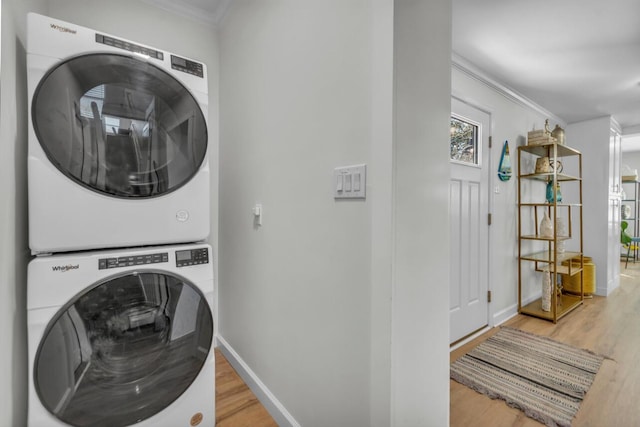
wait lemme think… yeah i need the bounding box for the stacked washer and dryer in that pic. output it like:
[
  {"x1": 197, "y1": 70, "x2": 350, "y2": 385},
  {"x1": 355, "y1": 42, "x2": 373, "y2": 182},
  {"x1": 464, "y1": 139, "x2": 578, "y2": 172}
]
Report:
[{"x1": 26, "y1": 13, "x2": 215, "y2": 427}]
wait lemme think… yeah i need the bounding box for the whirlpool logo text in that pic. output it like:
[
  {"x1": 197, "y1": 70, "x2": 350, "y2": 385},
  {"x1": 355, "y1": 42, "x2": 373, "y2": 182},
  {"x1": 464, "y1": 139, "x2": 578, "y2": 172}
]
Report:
[
  {"x1": 50, "y1": 23, "x2": 77, "y2": 34},
  {"x1": 51, "y1": 264, "x2": 79, "y2": 272}
]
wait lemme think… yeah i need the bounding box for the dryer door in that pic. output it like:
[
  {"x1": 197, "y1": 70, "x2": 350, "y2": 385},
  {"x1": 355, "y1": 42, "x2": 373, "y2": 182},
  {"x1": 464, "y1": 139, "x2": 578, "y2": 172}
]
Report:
[
  {"x1": 32, "y1": 53, "x2": 207, "y2": 198},
  {"x1": 34, "y1": 272, "x2": 213, "y2": 427}
]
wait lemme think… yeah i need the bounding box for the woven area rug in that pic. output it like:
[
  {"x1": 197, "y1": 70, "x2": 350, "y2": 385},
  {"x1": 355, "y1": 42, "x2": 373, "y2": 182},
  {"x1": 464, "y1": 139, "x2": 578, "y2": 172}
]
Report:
[{"x1": 450, "y1": 327, "x2": 604, "y2": 427}]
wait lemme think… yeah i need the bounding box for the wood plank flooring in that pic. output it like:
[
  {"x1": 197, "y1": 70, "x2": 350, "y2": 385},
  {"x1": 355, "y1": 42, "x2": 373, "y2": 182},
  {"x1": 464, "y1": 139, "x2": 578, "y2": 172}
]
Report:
[
  {"x1": 216, "y1": 262, "x2": 640, "y2": 426},
  {"x1": 215, "y1": 348, "x2": 278, "y2": 426},
  {"x1": 451, "y1": 262, "x2": 640, "y2": 427}
]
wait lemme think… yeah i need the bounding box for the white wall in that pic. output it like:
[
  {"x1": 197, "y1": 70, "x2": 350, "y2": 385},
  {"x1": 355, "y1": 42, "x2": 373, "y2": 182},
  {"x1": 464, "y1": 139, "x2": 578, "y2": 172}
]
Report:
[
  {"x1": 369, "y1": 0, "x2": 393, "y2": 425},
  {"x1": 0, "y1": 1, "x2": 48, "y2": 425},
  {"x1": 218, "y1": 0, "x2": 452, "y2": 425},
  {"x1": 622, "y1": 151, "x2": 640, "y2": 174},
  {"x1": 566, "y1": 117, "x2": 616, "y2": 295},
  {"x1": 392, "y1": 2, "x2": 451, "y2": 425},
  {"x1": 0, "y1": 1, "x2": 218, "y2": 425},
  {"x1": 451, "y1": 62, "x2": 565, "y2": 324},
  {"x1": 218, "y1": 2, "x2": 372, "y2": 425}
]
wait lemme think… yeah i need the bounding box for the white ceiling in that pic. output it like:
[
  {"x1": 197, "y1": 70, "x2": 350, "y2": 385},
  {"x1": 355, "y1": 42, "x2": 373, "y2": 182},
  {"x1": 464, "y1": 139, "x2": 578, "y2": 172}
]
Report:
[
  {"x1": 143, "y1": 0, "x2": 640, "y2": 146},
  {"x1": 453, "y1": 0, "x2": 640, "y2": 135}
]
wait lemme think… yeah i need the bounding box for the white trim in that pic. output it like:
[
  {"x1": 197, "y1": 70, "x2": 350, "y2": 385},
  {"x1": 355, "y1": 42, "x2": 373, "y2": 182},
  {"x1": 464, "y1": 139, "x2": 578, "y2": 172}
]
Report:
[
  {"x1": 216, "y1": 336, "x2": 301, "y2": 427},
  {"x1": 623, "y1": 124, "x2": 640, "y2": 136},
  {"x1": 492, "y1": 303, "x2": 519, "y2": 327},
  {"x1": 611, "y1": 121, "x2": 622, "y2": 136},
  {"x1": 596, "y1": 285, "x2": 615, "y2": 297},
  {"x1": 449, "y1": 326, "x2": 491, "y2": 352},
  {"x1": 489, "y1": 289, "x2": 539, "y2": 332},
  {"x1": 491, "y1": 291, "x2": 543, "y2": 327},
  {"x1": 451, "y1": 292, "x2": 544, "y2": 352},
  {"x1": 139, "y1": 0, "x2": 231, "y2": 26},
  {"x1": 452, "y1": 53, "x2": 565, "y2": 126}
]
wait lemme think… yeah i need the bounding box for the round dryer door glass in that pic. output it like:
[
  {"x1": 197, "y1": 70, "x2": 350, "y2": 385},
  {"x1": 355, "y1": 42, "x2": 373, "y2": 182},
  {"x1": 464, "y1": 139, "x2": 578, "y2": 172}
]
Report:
[
  {"x1": 32, "y1": 53, "x2": 207, "y2": 198},
  {"x1": 34, "y1": 272, "x2": 213, "y2": 427}
]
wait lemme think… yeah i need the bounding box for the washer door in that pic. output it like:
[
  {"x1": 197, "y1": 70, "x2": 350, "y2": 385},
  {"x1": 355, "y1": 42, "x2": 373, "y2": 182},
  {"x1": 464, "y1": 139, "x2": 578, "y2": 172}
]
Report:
[
  {"x1": 34, "y1": 272, "x2": 213, "y2": 427},
  {"x1": 32, "y1": 53, "x2": 207, "y2": 198}
]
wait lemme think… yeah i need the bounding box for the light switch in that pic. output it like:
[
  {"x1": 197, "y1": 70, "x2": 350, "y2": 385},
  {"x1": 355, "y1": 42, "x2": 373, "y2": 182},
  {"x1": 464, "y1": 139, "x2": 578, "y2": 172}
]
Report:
[
  {"x1": 345, "y1": 174, "x2": 352, "y2": 192},
  {"x1": 253, "y1": 204, "x2": 263, "y2": 226},
  {"x1": 333, "y1": 164, "x2": 366, "y2": 199}
]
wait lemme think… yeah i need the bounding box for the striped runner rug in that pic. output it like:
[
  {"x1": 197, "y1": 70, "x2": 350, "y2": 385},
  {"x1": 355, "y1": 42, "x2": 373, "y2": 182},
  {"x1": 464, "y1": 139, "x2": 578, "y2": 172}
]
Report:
[{"x1": 450, "y1": 327, "x2": 604, "y2": 427}]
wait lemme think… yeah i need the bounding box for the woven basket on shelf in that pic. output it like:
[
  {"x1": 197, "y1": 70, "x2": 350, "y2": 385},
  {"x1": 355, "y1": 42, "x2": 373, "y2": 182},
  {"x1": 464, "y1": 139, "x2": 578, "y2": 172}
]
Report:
[{"x1": 527, "y1": 130, "x2": 557, "y2": 146}]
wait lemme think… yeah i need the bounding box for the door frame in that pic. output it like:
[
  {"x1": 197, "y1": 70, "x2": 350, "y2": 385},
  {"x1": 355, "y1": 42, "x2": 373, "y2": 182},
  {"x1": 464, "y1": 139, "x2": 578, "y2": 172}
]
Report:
[{"x1": 449, "y1": 95, "x2": 494, "y2": 345}]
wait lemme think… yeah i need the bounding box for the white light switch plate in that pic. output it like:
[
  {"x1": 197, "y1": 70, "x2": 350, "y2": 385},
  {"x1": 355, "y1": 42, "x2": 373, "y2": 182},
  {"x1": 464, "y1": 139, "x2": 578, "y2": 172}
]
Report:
[{"x1": 334, "y1": 164, "x2": 366, "y2": 199}]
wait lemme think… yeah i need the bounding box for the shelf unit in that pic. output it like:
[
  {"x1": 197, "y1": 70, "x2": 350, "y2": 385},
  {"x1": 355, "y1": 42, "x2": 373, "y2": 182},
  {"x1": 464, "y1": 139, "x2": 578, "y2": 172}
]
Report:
[
  {"x1": 622, "y1": 180, "x2": 639, "y2": 261},
  {"x1": 517, "y1": 142, "x2": 584, "y2": 323}
]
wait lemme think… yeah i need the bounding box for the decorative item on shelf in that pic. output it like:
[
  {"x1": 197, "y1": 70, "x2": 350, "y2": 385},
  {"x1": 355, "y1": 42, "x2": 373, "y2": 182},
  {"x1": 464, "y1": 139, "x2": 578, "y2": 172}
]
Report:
[
  {"x1": 497, "y1": 140, "x2": 512, "y2": 181},
  {"x1": 541, "y1": 269, "x2": 552, "y2": 312},
  {"x1": 546, "y1": 180, "x2": 562, "y2": 203},
  {"x1": 551, "y1": 124, "x2": 565, "y2": 145},
  {"x1": 556, "y1": 217, "x2": 567, "y2": 253},
  {"x1": 527, "y1": 129, "x2": 557, "y2": 146},
  {"x1": 535, "y1": 157, "x2": 552, "y2": 173},
  {"x1": 550, "y1": 160, "x2": 563, "y2": 173},
  {"x1": 622, "y1": 204, "x2": 632, "y2": 219},
  {"x1": 557, "y1": 282, "x2": 563, "y2": 307},
  {"x1": 540, "y1": 210, "x2": 554, "y2": 238}
]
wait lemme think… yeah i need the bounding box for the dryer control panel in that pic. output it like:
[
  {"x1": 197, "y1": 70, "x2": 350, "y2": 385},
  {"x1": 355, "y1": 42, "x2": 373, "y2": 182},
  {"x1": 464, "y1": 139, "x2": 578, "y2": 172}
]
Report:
[
  {"x1": 171, "y1": 55, "x2": 204, "y2": 78},
  {"x1": 99, "y1": 252, "x2": 168, "y2": 270},
  {"x1": 175, "y1": 248, "x2": 209, "y2": 267}
]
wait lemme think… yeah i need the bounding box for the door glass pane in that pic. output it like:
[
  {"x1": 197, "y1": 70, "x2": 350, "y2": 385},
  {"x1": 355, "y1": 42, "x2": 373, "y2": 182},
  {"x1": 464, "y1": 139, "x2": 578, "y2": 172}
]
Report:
[
  {"x1": 32, "y1": 53, "x2": 207, "y2": 198},
  {"x1": 34, "y1": 272, "x2": 213, "y2": 427},
  {"x1": 450, "y1": 116, "x2": 478, "y2": 165}
]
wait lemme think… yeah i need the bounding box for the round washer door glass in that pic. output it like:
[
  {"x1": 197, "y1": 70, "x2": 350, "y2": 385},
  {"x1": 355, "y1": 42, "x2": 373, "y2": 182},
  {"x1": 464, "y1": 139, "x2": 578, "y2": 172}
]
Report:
[
  {"x1": 32, "y1": 53, "x2": 207, "y2": 198},
  {"x1": 34, "y1": 272, "x2": 213, "y2": 427}
]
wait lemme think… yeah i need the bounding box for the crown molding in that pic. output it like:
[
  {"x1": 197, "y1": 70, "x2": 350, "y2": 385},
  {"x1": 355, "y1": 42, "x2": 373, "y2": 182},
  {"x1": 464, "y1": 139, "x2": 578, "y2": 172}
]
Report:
[
  {"x1": 140, "y1": 0, "x2": 232, "y2": 26},
  {"x1": 451, "y1": 53, "x2": 565, "y2": 126}
]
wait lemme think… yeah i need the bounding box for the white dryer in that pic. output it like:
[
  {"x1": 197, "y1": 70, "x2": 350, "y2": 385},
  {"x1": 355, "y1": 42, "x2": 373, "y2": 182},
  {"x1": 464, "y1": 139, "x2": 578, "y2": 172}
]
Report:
[
  {"x1": 27, "y1": 243, "x2": 215, "y2": 427},
  {"x1": 27, "y1": 13, "x2": 210, "y2": 254}
]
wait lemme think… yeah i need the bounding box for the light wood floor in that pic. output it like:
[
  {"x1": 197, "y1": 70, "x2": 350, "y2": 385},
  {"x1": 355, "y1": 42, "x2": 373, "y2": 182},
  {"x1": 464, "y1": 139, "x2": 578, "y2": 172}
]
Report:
[
  {"x1": 451, "y1": 262, "x2": 640, "y2": 427},
  {"x1": 215, "y1": 348, "x2": 278, "y2": 426},
  {"x1": 215, "y1": 263, "x2": 640, "y2": 426}
]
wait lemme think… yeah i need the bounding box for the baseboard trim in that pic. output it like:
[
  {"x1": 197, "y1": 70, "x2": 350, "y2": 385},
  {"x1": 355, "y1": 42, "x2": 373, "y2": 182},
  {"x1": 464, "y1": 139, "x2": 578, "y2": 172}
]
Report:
[
  {"x1": 216, "y1": 335, "x2": 300, "y2": 427},
  {"x1": 451, "y1": 299, "x2": 534, "y2": 352},
  {"x1": 450, "y1": 326, "x2": 492, "y2": 351},
  {"x1": 492, "y1": 303, "x2": 519, "y2": 326}
]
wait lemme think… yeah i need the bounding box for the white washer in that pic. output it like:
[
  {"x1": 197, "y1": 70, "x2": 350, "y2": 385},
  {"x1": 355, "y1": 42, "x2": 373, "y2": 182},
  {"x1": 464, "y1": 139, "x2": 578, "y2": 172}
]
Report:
[
  {"x1": 27, "y1": 243, "x2": 215, "y2": 427},
  {"x1": 27, "y1": 13, "x2": 210, "y2": 254}
]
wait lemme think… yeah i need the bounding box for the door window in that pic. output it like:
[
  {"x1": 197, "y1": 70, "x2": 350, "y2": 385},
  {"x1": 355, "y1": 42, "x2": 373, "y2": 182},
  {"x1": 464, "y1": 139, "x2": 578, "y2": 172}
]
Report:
[
  {"x1": 32, "y1": 53, "x2": 207, "y2": 198},
  {"x1": 34, "y1": 272, "x2": 213, "y2": 427},
  {"x1": 450, "y1": 116, "x2": 479, "y2": 165}
]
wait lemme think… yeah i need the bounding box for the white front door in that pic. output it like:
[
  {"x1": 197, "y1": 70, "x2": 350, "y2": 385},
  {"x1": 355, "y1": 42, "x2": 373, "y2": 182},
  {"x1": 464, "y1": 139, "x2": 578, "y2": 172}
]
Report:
[{"x1": 449, "y1": 98, "x2": 491, "y2": 343}]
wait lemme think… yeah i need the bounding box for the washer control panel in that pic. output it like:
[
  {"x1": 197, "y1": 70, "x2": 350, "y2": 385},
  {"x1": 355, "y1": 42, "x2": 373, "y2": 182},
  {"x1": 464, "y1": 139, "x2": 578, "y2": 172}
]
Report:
[
  {"x1": 99, "y1": 252, "x2": 168, "y2": 270},
  {"x1": 176, "y1": 248, "x2": 209, "y2": 267},
  {"x1": 95, "y1": 33, "x2": 164, "y2": 60}
]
